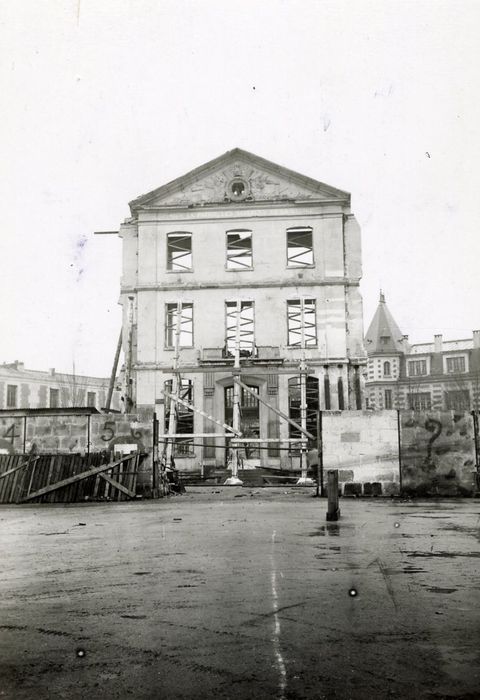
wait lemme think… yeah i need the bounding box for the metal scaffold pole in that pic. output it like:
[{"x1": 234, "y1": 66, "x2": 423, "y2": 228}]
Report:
[
  {"x1": 297, "y1": 298, "x2": 314, "y2": 486},
  {"x1": 164, "y1": 301, "x2": 182, "y2": 472},
  {"x1": 225, "y1": 300, "x2": 243, "y2": 486}
]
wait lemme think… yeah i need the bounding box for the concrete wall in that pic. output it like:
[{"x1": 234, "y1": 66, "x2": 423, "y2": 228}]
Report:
[
  {"x1": 0, "y1": 412, "x2": 154, "y2": 493},
  {"x1": 0, "y1": 416, "x2": 24, "y2": 454},
  {"x1": 400, "y1": 410, "x2": 477, "y2": 495},
  {"x1": 322, "y1": 410, "x2": 400, "y2": 495},
  {"x1": 1, "y1": 410, "x2": 477, "y2": 497},
  {"x1": 0, "y1": 413, "x2": 153, "y2": 455}
]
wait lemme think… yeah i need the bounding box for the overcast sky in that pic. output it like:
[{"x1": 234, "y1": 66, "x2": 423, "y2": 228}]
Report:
[{"x1": 1, "y1": 0, "x2": 479, "y2": 376}]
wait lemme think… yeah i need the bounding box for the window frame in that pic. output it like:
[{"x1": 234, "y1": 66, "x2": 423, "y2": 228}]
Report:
[
  {"x1": 286, "y1": 227, "x2": 314, "y2": 268},
  {"x1": 165, "y1": 302, "x2": 194, "y2": 349},
  {"x1": 225, "y1": 300, "x2": 255, "y2": 358},
  {"x1": 225, "y1": 229, "x2": 253, "y2": 271},
  {"x1": 87, "y1": 391, "x2": 96, "y2": 408},
  {"x1": 287, "y1": 298, "x2": 317, "y2": 348},
  {"x1": 444, "y1": 390, "x2": 470, "y2": 411},
  {"x1": 49, "y1": 387, "x2": 59, "y2": 408},
  {"x1": 383, "y1": 361, "x2": 391, "y2": 377},
  {"x1": 408, "y1": 359, "x2": 428, "y2": 377},
  {"x1": 445, "y1": 355, "x2": 467, "y2": 374},
  {"x1": 384, "y1": 389, "x2": 393, "y2": 409},
  {"x1": 408, "y1": 392, "x2": 432, "y2": 411},
  {"x1": 166, "y1": 232, "x2": 193, "y2": 273},
  {"x1": 6, "y1": 384, "x2": 17, "y2": 409}
]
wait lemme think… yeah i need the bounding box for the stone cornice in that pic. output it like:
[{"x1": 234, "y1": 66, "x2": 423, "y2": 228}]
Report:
[
  {"x1": 133, "y1": 358, "x2": 366, "y2": 372},
  {"x1": 134, "y1": 208, "x2": 348, "y2": 226},
  {"x1": 121, "y1": 278, "x2": 362, "y2": 294}
]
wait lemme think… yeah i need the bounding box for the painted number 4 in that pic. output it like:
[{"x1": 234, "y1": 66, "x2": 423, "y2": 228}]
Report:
[{"x1": 4, "y1": 424, "x2": 20, "y2": 444}]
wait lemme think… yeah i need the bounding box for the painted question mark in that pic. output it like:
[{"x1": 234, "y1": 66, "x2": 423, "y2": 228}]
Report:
[{"x1": 425, "y1": 418, "x2": 442, "y2": 463}]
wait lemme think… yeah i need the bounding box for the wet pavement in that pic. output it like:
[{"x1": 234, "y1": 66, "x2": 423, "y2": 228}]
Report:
[{"x1": 0, "y1": 488, "x2": 479, "y2": 699}]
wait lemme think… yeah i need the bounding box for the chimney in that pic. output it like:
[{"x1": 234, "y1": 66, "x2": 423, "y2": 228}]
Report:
[
  {"x1": 434, "y1": 334, "x2": 443, "y2": 353},
  {"x1": 49, "y1": 368, "x2": 55, "y2": 376},
  {"x1": 473, "y1": 330, "x2": 480, "y2": 349}
]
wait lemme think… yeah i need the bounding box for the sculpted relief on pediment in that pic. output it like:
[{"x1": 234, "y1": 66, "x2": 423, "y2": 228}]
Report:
[{"x1": 155, "y1": 161, "x2": 325, "y2": 205}]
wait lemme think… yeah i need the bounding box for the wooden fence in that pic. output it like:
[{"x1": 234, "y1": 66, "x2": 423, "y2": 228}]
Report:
[{"x1": 0, "y1": 453, "x2": 142, "y2": 504}]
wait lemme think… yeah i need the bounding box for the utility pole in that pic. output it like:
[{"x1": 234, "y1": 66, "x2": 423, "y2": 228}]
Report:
[
  {"x1": 105, "y1": 329, "x2": 123, "y2": 412},
  {"x1": 124, "y1": 296, "x2": 135, "y2": 413},
  {"x1": 225, "y1": 301, "x2": 243, "y2": 486}
]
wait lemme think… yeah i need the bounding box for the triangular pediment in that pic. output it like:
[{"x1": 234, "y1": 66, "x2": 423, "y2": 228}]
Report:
[{"x1": 130, "y1": 148, "x2": 350, "y2": 211}]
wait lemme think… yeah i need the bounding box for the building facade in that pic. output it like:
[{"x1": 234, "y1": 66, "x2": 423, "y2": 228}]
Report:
[
  {"x1": 365, "y1": 293, "x2": 480, "y2": 411},
  {"x1": 118, "y1": 149, "x2": 366, "y2": 471},
  {"x1": 0, "y1": 361, "x2": 121, "y2": 412}
]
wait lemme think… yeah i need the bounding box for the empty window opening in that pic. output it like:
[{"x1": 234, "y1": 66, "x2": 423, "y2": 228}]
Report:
[
  {"x1": 232, "y1": 181, "x2": 245, "y2": 196},
  {"x1": 288, "y1": 376, "x2": 319, "y2": 452},
  {"x1": 226, "y1": 230, "x2": 252, "y2": 270},
  {"x1": 225, "y1": 301, "x2": 255, "y2": 357},
  {"x1": 287, "y1": 227, "x2": 313, "y2": 267},
  {"x1": 287, "y1": 299, "x2": 317, "y2": 347},
  {"x1": 165, "y1": 303, "x2": 193, "y2": 347},
  {"x1": 167, "y1": 233, "x2": 192, "y2": 272},
  {"x1": 164, "y1": 379, "x2": 194, "y2": 456},
  {"x1": 324, "y1": 371, "x2": 331, "y2": 410},
  {"x1": 6, "y1": 385, "x2": 17, "y2": 408},
  {"x1": 338, "y1": 377, "x2": 345, "y2": 410},
  {"x1": 354, "y1": 366, "x2": 362, "y2": 410},
  {"x1": 49, "y1": 388, "x2": 59, "y2": 408}
]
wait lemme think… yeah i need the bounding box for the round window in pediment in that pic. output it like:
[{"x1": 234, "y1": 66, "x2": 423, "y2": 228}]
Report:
[{"x1": 227, "y1": 178, "x2": 250, "y2": 201}]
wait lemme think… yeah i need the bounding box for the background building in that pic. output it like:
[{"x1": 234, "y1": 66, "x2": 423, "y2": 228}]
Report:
[
  {"x1": 365, "y1": 293, "x2": 480, "y2": 411},
  {"x1": 0, "y1": 361, "x2": 121, "y2": 412},
  {"x1": 118, "y1": 148, "x2": 366, "y2": 472}
]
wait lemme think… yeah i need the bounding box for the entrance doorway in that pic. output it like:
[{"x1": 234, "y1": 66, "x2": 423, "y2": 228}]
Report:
[{"x1": 224, "y1": 385, "x2": 260, "y2": 467}]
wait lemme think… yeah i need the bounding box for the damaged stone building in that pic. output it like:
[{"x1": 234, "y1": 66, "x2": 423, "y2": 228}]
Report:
[{"x1": 118, "y1": 149, "x2": 366, "y2": 473}]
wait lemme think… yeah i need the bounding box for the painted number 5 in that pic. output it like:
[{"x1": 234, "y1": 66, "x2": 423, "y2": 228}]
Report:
[{"x1": 101, "y1": 421, "x2": 116, "y2": 442}]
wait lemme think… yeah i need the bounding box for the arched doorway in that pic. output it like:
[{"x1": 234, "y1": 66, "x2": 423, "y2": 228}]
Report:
[{"x1": 224, "y1": 384, "x2": 260, "y2": 466}]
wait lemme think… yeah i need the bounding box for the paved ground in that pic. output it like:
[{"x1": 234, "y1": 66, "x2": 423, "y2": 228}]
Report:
[{"x1": 0, "y1": 489, "x2": 479, "y2": 700}]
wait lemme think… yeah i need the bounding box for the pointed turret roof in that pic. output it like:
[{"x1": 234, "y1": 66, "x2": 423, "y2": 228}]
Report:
[{"x1": 365, "y1": 292, "x2": 406, "y2": 354}]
